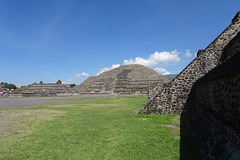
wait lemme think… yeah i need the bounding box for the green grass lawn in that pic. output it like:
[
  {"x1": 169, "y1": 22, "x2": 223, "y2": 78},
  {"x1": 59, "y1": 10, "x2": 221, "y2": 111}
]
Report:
[{"x1": 0, "y1": 96, "x2": 180, "y2": 160}]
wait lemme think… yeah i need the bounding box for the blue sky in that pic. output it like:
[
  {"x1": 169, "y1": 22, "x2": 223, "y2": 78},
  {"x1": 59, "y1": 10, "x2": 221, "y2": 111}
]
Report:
[{"x1": 0, "y1": 0, "x2": 239, "y2": 87}]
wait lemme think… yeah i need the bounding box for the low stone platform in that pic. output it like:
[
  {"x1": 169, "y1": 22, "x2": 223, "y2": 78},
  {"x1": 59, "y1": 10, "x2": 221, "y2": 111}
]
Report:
[{"x1": 23, "y1": 84, "x2": 78, "y2": 97}]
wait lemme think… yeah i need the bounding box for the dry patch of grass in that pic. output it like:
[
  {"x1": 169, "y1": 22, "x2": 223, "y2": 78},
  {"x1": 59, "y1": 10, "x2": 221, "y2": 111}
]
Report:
[
  {"x1": 84, "y1": 104, "x2": 118, "y2": 107},
  {"x1": 90, "y1": 104, "x2": 118, "y2": 107},
  {"x1": 0, "y1": 109, "x2": 64, "y2": 139},
  {"x1": 51, "y1": 103, "x2": 118, "y2": 108},
  {"x1": 163, "y1": 115, "x2": 180, "y2": 138},
  {"x1": 51, "y1": 104, "x2": 79, "y2": 108}
]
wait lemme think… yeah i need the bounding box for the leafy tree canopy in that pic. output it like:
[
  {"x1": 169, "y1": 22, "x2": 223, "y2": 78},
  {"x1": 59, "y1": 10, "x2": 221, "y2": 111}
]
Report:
[
  {"x1": 0, "y1": 82, "x2": 17, "y2": 89},
  {"x1": 56, "y1": 80, "x2": 62, "y2": 84}
]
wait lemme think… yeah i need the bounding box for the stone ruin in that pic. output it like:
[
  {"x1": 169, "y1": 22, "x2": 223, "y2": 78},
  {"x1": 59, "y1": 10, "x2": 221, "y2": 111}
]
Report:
[
  {"x1": 139, "y1": 11, "x2": 240, "y2": 114},
  {"x1": 75, "y1": 64, "x2": 169, "y2": 94},
  {"x1": 0, "y1": 84, "x2": 7, "y2": 92},
  {"x1": 23, "y1": 83, "x2": 78, "y2": 97},
  {"x1": 181, "y1": 30, "x2": 240, "y2": 159}
]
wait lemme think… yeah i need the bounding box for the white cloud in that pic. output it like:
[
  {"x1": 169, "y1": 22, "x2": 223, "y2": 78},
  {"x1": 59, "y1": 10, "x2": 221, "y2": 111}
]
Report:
[
  {"x1": 123, "y1": 50, "x2": 180, "y2": 66},
  {"x1": 185, "y1": 50, "x2": 192, "y2": 57},
  {"x1": 63, "y1": 79, "x2": 73, "y2": 84},
  {"x1": 74, "y1": 73, "x2": 82, "y2": 77},
  {"x1": 97, "y1": 64, "x2": 120, "y2": 75},
  {"x1": 81, "y1": 72, "x2": 89, "y2": 76},
  {"x1": 164, "y1": 72, "x2": 171, "y2": 75},
  {"x1": 155, "y1": 67, "x2": 167, "y2": 73},
  {"x1": 154, "y1": 67, "x2": 171, "y2": 75},
  {"x1": 74, "y1": 72, "x2": 90, "y2": 77}
]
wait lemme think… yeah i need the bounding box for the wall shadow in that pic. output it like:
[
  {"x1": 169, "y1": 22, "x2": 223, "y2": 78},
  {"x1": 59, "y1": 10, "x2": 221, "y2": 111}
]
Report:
[
  {"x1": 180, "y1": 85, "x2": 202, "y2": 160},
  {"x1": 180, "y1": 33, "x2": 240, "y2": 159}
]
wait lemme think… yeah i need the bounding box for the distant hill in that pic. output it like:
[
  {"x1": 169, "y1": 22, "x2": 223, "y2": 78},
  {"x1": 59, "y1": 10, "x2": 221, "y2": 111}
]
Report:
[
  {"x1": 164, "y1": 74, "x2": 178, "y2": 81},
  {"x1": 76, "y1": 64, "x2": 169, "y2": 94}
]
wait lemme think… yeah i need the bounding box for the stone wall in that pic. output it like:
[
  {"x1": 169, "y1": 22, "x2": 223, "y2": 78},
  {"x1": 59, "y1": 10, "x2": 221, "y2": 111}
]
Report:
[
  {"x1": 148, "y1": 82, "x2": 164, "y2": 101},
  {"x1": 180, "y1": 32, "x2": 240, "y2": 160},
  {"x1": 139, "y1": 11, "x2": 240, "y2": 114}
]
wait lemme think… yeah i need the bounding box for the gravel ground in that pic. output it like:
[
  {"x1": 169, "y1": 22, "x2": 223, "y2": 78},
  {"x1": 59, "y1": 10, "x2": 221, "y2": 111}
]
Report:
[
  {"x1": 0, "y1": 98, "x2": 70, "y2": 109},
  {"x1": 0, "y1": 94, "x2": 121, "y2": 109}
]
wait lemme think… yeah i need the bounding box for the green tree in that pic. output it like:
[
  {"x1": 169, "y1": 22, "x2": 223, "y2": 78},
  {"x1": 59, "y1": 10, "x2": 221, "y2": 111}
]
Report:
[
  {"x1": 0, "y1": 82, "x2": 17, "y2": 89},
  {"x1": 39, "y1": 81, "x2": 43, "y2": 84},
  {"x1": 70, "y1": 84, "x2": 76, "y2": 88},
  {"x1": 56, "y1": 80, "x2": 62, "y2": 84},
  {"x1": 8, "y1": 84, "x2": 17, "y2": 89}
]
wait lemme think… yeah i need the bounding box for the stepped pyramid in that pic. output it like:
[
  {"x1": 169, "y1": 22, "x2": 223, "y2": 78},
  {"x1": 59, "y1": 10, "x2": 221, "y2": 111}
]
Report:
[
  {"x1": 139, "y1": 11, "x2": 240, "y2": 114},
  {"x1": 23, "y1": 83, "x2": 78, "y2": 97},
  {"x1": 76, "y1": 64, "x2": 169, "y2": 94}
]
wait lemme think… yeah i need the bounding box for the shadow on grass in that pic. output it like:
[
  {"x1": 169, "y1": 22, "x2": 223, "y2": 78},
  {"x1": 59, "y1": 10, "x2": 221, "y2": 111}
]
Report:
[{"x1": 180, "y1": 86, "x2": 202, "y2": 160}]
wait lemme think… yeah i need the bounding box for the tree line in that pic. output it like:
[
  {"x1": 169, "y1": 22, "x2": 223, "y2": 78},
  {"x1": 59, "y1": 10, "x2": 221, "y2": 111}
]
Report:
[{"x1": 0, "y1": 82, "x2": 17, "y2": 89}]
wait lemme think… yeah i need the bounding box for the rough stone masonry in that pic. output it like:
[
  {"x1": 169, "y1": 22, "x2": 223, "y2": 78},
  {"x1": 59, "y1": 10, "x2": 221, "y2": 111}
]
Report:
[
  {"x1": 139, "y1": 11, "x2": 240, "y2": 114},
  {"x1": 181, "y1": 29, "x2": 240, "y2": 160}
]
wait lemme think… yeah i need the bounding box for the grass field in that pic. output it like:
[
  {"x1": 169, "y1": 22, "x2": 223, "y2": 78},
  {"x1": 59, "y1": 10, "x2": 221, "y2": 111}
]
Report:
[{"x1": 0, "y1": 96, "x2": 180, "y2": 160}]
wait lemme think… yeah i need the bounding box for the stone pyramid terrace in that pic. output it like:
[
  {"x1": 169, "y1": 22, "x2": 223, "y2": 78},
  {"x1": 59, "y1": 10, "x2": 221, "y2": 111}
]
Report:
[
  {"x1": 76, "y1": 64, "x2": 169, "y2": 95},
  {"x1": 23, "y1": 83, "x2": 78, "y2": 97}
]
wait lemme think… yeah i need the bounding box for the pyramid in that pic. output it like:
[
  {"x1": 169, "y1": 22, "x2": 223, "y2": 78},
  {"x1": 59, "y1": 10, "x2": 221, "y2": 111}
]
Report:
[{"x1": 76, "y1": 64, "x2": 169, "y2": 94}]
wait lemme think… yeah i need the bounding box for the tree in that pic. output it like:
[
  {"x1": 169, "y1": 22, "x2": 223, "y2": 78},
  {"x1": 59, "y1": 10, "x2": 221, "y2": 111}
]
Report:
[
  {"x1": 39, "y1": 81, "x2": 43, "y2": 84},
  {"x1": 8, "y1": 84, "x2": 17, "y2": 89},
  {"x1": 56, "y1": 79, "x2": 62, "y2": 84},
  {"x1": 70, "y1": 84, "x2": 76, "y2": 88},
  {"x1": 0, "y1": 82, "x2": 17, "y2": 89}
]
